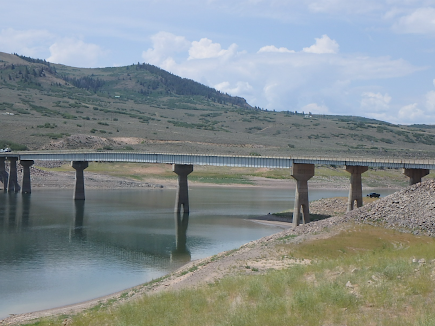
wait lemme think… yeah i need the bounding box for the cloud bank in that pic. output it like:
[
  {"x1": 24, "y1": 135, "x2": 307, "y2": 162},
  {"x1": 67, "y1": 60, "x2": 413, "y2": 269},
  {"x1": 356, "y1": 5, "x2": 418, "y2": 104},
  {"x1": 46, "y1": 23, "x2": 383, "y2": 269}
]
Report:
[{"x1": 142, "y1": 31, "x2": 424, "y2": 123}]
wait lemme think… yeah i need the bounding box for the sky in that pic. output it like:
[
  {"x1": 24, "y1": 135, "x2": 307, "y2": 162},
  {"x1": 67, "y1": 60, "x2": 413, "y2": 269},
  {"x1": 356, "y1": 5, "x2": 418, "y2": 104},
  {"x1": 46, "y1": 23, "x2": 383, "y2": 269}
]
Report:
[{"x1": 1, "y1": 1, "x2": 435, "y2": 125}]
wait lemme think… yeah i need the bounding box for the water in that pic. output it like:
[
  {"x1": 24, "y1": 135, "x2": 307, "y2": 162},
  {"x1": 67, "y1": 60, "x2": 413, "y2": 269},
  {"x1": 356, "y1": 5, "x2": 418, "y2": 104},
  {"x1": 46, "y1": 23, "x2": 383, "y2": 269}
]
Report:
[{"x1": 0, "y1": 186, "x2": 397, "y2": 318}]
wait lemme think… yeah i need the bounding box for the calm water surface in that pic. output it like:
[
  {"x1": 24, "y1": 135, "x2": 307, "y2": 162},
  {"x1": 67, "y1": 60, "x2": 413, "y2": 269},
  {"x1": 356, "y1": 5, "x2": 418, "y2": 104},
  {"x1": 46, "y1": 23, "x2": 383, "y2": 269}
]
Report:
[{"x1": 0, "y1": 186, "x2": 397, "y2": 318}]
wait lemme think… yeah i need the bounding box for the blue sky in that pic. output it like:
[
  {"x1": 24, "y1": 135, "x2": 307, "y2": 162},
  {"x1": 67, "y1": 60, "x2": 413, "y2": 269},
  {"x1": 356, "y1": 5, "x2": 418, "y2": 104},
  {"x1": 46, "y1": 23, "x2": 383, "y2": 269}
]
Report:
[{"x1": 1, "y1": 0, "x2": 435, "y2": 125}]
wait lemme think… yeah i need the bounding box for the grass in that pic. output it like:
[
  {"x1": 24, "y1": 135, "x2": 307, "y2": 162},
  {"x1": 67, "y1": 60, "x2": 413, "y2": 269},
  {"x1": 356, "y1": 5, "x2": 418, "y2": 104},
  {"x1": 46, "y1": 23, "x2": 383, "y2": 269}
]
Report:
[{"x1": 24, "y1": 224, "x2": 435, "y2": 326}]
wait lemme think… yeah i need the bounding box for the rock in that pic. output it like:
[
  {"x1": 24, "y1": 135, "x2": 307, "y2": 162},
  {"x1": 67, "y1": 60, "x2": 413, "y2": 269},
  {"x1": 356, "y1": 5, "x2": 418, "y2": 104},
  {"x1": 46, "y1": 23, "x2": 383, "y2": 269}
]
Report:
[
  {"x1": 346, "y1": 281, "x2": 353, "y2": 288},
  {"x1": 343, "y1": 180, "x2": 435, "y2": 237}
]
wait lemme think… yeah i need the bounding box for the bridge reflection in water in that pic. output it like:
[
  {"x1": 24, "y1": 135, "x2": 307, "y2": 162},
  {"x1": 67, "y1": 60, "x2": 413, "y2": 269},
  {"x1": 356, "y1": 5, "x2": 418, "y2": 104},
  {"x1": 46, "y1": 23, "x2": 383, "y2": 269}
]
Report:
[
  {"x1": 1, "y1": 152, "x2": 433, "y2": 226},
  {"x1": 0, "y1": 193, "x2": 191, "y2": 266}
]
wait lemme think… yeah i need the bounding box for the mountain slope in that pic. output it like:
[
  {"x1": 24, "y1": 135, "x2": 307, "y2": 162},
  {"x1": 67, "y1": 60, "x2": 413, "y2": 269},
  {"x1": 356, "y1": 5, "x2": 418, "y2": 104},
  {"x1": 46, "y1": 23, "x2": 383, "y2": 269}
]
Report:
[{"x1": 1, "y1": 52, "x2": 435, "y2": 159}]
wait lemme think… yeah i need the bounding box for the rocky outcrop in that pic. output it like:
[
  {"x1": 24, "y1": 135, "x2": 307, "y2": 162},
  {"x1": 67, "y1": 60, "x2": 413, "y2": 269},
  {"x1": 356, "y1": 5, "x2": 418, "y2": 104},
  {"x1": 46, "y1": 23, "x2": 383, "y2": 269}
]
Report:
[{"x1": 344, "y1": 179, "x2": 435, "y2": 236}]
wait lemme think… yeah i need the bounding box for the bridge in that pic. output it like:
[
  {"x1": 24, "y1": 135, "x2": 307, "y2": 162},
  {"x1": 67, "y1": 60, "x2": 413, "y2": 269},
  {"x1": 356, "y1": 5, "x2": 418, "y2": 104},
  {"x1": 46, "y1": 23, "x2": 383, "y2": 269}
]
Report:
[{"x1": 1, "y1": 151, "x2": 433, "y2": 227}]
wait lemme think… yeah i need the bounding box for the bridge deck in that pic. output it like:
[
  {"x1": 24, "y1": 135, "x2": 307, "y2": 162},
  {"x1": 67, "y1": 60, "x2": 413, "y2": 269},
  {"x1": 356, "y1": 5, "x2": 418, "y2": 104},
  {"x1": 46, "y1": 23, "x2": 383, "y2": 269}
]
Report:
[{"x1": 1, "y1": 152, "x2": 434, "y2": 169}]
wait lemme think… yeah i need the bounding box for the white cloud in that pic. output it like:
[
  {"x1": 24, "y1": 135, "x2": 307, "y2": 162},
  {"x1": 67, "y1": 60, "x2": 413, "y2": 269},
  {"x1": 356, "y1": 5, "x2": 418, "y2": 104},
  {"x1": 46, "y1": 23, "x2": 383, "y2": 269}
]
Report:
[
  {"x1": 301, "y1": 103, "x2": 330, "y2": 114},
  {"x1": 215, "y1": 81, "x2": 253, "y2": 95},
  {"x1": 258, "y1": 45, "x2": 295, "y2": 53},
  {"x1": 302, "y1": 35, "x2": 339, "y2": 54},
  {"x1": 361, "y1": 92, "x2": 392, "y2": 110},
  {"x1": 188, "y1": 38, "x2": 237, "y2": 60},
  {"x1": 141, "y1": 31, "x2": 422, "y2": 121},
  {"x1": 392, "y1": 7, "x2": 435, "y2": 34},
  {"x1": 398, "y1": 103, "x2": 425, "y2": 122},
  {"x1": 307, "y1": 0, "x2": 383, "y2": 14},
  {"x1": 142, "y1": 32, "x2": 190, "y2": 66},
  {"x1": 0, "y1": 28, "x2": 54, "y2": 57},
  {"x1": 426, "y1": 91, "x2": 435, "y2": 111},
  {"x1": 47, "y1": 38, "x2": 106, "y2": 68}
]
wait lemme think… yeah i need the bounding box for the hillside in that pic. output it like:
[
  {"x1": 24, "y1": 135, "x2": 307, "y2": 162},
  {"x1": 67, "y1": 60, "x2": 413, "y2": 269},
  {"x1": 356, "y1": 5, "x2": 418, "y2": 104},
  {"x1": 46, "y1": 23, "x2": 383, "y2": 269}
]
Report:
[{"x1": 1, "y1": 52, "x2": 435, "y2": 158}]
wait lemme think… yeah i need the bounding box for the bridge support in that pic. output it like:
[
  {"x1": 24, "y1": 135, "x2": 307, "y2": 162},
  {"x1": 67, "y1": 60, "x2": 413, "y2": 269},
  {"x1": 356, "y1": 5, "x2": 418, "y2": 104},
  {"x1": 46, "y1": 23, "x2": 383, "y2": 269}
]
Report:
[
  {"x1": 7, "y1": 157, "x2": 20, "y2": 193},
  {"x1": 20, "y1": 160, "x2": 34, "y2": 194},
  {"x1": 72, "y1": 161, "x2": 88, "y2": 200},
  {"x1": 291, "y1": 163, "x2": 315, "y2": 227},
  {"x1": 0, "y1": 157, "x2": 8, "y2": 192},
  {"x1": 346, "y1": 165, "x2": 368, "y2": 212},
  {"x1": 173, "y1": 164, "x2": 193, "y2": 214},
  {"x1": 403, "y1": 168, "x2": 429, "y2": 185}
]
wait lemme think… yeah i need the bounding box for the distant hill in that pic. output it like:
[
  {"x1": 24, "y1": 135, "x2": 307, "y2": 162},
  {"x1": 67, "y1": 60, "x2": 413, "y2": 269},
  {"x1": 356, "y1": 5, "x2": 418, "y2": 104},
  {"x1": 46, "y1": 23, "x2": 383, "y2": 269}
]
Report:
[{"x1": 1, "y1": 51, "x2": 435, "y2": 159}]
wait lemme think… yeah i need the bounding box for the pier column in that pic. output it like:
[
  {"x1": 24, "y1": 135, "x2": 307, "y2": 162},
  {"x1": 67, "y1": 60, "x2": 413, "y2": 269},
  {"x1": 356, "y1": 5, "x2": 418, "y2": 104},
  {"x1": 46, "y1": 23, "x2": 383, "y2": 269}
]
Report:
[
  {"x1": 346, "y1": 165, "x2": 368, "y2": 212},
  {"x1": 0, "y1": 157, "x2": 8, "y2": 192},
  {"x1": 7, "y1": 157, "x2": 20, "y2": 193},
  {"x1": 20, "y1": 160, "x2": 34, "y2": 194},
  {"x1": 72, "y1": 161, "x2": 88, "y2": 200},
  {"x1": 173, "y1": 164, "x2": 193, "y2": 214},
  {"x1": 403, "y1": 168, "x2": 429, "y2": 185},
  {"x1": 291, "y1": 163, "x2": 315, "y2": 227}
]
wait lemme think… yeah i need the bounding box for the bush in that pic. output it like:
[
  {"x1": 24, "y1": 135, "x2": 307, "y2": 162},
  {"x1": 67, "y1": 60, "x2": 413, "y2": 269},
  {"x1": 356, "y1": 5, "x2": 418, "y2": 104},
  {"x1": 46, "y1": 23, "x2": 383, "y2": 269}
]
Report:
[{"x1": 0, "y1": 140, "x2": 28, "y2": 151}]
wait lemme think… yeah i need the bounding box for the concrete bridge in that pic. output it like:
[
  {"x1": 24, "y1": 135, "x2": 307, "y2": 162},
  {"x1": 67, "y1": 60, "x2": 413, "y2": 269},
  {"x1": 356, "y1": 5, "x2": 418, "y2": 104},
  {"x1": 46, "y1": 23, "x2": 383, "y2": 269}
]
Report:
[{"x1": 0, "y1": 151, "x2": 433, "y2": 227}]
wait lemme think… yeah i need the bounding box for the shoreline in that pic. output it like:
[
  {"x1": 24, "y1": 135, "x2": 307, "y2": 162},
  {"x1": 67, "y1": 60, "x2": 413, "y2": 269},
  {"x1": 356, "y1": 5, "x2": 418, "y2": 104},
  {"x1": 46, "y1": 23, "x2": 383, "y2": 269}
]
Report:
[
  {"x1": 16, "y1": 168, "x2": 382, "y2": 191},
  {"x1": 1, "y1": 209, "x2": 354, "y2": 326},
  {"x1": 0, "y1": 215, "x2": 328, "y2": 325},
  {"x1": 0, "y1": 170, "x2": 398, "y2": 325}
]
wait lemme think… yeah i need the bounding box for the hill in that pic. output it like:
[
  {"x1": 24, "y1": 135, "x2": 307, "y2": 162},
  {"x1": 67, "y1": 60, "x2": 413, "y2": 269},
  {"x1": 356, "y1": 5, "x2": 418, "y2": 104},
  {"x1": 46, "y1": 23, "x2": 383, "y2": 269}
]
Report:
[{"x1": 1, "y1": 52, "x2": 435, "y2": 158}]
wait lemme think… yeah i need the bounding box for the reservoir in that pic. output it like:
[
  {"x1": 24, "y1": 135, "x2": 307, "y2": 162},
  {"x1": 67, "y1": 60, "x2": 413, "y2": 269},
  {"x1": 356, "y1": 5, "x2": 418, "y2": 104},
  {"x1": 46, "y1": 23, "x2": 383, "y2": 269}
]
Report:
[{"x1": 0, "y1": 186, "x2": 396, "y2": 319}]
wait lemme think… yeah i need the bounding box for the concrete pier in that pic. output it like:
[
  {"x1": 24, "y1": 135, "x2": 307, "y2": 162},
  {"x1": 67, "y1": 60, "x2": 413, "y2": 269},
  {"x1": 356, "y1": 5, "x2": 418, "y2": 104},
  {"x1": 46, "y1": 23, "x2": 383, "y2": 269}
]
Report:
[
  {"x1": 291, "y1": 163, "x2": 315, "y2": 227},
  {"x1": 403, "y1": 168, "x2": 429, "y2": 185},
  {"x1": 173, "y1": 164, "x2": 193, "y2": 214},
  {"x1": 346, "y1": 165, "x2": 368, "y2": 212},
  {"x1": 20, "y1": 160, "x2": 34, "y2": 194},
  {"x1": 72, "y1": 161, "x2": 88, "y2": 200},
  {"x1": 0, "y1": 157, "x2": 8, "y2": 192},
  {"x1": 7, "y1": 157, "x2": 20, "y2": 193}
]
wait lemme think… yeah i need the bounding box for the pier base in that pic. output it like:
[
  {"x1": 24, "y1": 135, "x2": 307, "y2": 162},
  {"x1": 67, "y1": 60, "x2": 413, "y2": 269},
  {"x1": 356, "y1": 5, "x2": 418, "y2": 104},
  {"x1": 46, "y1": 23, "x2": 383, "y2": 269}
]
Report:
[
  {"x1": 346, "y1": 165, "x2": 368, "y2": 212},
  {"x1": 0, "y1": 157, "x2": 8, "y2": 192},
  {"x1": 173, "y1": 164, "x2": 193, "y2": 214},
  {"x1": 7, "y1": 158, "x2": 20, "y2": 193},
  {"x1": 72, "y1": 161, "x2": 88, "y2": 200},
  {"x1": 403, "y1": 168, "x2": 429, "y2": 185},
  {"x1": 291, "y1": 163, "x2": 315, "y2": 227},
  {"x1": 20, "y1": 160, "x2": 34, "y2": 194}
]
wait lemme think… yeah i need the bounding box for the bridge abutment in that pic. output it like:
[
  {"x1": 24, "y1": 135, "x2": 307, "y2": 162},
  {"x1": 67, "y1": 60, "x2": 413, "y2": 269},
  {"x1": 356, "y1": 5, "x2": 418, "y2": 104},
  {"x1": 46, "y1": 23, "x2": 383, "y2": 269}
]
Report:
[
  {"x1": 20, "y1": 160, "x2": 34, "y2": 194},
  {"x1": 346, "y1": 165, "x2": 368, "y2": 212},
  {"x1": 0, "y1": 157, "x2": 8, "y2": 192},
  {"x1": 173, "y1": 164, "x2": 193, "y2": 214},
  {"x1": 291, "y1": 163, "x2": 315, "y2": 227},
  {"x1": 403, "y1": 168, "x2": 429, "y2": 185},
  {"x1": 72, "y1": 161, "x2": 88, "y2": 200},
  {"x1": 7, "y1": 158, "x2": 20, "y2": 193}
]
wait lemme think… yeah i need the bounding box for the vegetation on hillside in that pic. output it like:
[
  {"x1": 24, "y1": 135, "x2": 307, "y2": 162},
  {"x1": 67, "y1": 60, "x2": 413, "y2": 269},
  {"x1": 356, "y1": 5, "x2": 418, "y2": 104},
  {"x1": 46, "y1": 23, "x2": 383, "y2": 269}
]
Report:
[{"x1": 1, "y1": 52, "x2": 435, "y2": 158}]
